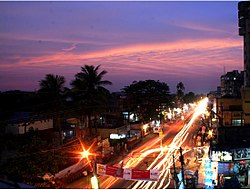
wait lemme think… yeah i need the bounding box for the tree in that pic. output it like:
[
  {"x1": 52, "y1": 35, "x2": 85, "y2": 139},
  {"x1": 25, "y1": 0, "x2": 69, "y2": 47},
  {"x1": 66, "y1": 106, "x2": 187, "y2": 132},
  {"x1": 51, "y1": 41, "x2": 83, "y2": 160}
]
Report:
[
  {"x1": 70, "y1": 65, "x2": 112, "y2": 136},
  {"x1": 183, "y1": 92, "x2": 196, "y2": 104},
  {"x1": 38, "y1": 74, "x2": 67, "y2": 145},
  {"x1": 176, "y1": 82, "x2": 185, "y2": 107},
  {"x1": 122, "y1": 80, "x2": 171, "y2": 122}
]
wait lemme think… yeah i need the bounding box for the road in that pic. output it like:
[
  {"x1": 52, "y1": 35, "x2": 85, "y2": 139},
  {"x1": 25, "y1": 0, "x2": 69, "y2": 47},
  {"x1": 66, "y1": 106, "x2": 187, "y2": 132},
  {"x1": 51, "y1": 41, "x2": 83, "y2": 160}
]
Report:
[{"x1": 66, "y1": 98, "x2": 208, "y2": 189}]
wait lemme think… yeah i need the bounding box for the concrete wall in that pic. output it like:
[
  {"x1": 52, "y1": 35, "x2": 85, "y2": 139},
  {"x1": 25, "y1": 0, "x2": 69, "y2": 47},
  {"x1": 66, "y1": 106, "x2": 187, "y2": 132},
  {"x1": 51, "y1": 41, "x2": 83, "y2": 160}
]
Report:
[
  {"x1": 6, "y1": 119, "x2": 53, "y2": 134},
  {"x1": 97, "y1": 128, "x2": 118, "y2": 139},
  {"x1": 242, "y1": 88, "x2": 250, "y2": 125},
  {"x1": 217, "y1": 98, "x2": 242, "y2": 126}
]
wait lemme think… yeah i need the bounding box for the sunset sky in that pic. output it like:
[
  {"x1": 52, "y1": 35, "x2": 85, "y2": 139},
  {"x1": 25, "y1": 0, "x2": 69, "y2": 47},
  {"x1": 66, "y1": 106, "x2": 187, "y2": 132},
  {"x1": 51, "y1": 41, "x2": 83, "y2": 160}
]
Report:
[{"x1": 0, "y1": 1, "x2": 244, "y2": 94}]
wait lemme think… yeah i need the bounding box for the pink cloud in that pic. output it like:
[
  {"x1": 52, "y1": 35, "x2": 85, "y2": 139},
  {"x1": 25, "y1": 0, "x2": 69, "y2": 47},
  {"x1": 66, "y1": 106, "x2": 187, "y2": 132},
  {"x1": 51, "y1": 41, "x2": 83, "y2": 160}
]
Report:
[{"x1": 0, "y1": 37, "x2": 243, "y2": 92}]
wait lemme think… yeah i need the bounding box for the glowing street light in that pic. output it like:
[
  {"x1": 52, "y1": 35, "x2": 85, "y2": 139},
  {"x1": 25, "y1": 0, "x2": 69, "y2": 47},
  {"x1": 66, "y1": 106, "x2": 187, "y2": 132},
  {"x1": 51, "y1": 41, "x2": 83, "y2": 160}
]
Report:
[
  {"x1": 81, "y1": 149, "x2": 90, "y2": 159},
  {"x1": 208, "y1": 130, "x2": 213, "y2": 137},
  {"x1": 91, "y1": 175, "x2": 99, "y2": 189}
]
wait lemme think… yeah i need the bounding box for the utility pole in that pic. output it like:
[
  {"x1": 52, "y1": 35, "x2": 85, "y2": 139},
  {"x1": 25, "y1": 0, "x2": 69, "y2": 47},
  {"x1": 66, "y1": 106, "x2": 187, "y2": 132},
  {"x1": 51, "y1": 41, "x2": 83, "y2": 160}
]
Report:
[
  {"x1": 173, "y1": 154, "x2": 179, "y2": 189},
  {"x1": 179, "y1": 147, "x2": 186, "y2": 188}
]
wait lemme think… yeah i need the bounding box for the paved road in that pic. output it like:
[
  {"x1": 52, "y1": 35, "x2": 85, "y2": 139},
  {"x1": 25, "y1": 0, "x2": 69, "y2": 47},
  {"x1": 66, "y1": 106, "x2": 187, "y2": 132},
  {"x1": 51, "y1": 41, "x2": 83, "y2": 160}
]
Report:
[{"x1": 66, "y1": 110, "x2": 206, "y2": 189}]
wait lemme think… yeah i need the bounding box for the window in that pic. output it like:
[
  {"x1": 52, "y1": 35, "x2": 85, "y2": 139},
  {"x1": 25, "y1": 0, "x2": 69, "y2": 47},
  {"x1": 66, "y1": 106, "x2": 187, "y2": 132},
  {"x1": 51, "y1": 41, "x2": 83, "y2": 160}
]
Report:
[{"x1": 231, "y1": 119, "x2": 244, "y2": 126}]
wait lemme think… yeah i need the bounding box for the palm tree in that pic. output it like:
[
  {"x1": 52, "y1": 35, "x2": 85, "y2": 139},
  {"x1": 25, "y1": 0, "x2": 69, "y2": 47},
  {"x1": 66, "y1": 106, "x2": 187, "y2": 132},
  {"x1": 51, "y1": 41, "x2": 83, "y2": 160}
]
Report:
[
  {"x1": 39, "y1": 74, "x2": 66, "y2": 96},
  {"x1": 38, "y1": 74, "x2": 66, "y2": 145},
  {"x1": 71, "y1": 65, "x2": 112, "y2": 136},
  {"x1": 176, "y1": 82, "x2": 185, "y2": 107}
]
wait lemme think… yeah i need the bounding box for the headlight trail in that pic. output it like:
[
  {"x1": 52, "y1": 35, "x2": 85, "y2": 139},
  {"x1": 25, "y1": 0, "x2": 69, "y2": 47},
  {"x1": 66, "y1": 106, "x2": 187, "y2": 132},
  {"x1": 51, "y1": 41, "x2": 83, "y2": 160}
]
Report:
[
  {"x1": 102, "y1": 98, "x2": 208, "y2": 189},
  {"x1": 132, "y1": 97, "x2": 208, "y2": 189}
]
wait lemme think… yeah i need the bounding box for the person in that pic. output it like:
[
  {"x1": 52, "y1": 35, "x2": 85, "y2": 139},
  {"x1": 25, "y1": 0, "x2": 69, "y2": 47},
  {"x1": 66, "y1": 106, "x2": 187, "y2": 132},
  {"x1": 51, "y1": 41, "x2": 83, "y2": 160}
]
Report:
[
  {"x1": 194, "y1": 170, "x2": 198, "y2": 186},
  {"x1": 219, "y1": 174, "x2": 224, "y2": 188}
]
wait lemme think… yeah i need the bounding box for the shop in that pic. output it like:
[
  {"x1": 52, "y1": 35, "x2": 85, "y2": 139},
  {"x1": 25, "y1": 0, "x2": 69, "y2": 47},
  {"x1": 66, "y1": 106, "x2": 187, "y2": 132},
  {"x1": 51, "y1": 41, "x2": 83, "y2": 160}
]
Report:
[
  {"x1": 210, "y1": 148, "x2": 250, "y2": 188},
  {"x1": 109, "y1": 133, "x2": 127, "y2": 153},
  {"x1": 233, "y1": 148, "x2": 250, "y2": 187},
  {"x1": 127, "y1": 129, "x2": 142, "y2": 150}
]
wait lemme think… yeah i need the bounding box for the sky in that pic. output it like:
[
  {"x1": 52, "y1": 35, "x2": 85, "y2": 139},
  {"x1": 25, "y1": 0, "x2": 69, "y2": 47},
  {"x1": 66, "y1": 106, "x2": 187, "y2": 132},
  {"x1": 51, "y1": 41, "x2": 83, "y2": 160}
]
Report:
[{"x1": 0, "y1": 1, "x2": 244, "y2": 94}]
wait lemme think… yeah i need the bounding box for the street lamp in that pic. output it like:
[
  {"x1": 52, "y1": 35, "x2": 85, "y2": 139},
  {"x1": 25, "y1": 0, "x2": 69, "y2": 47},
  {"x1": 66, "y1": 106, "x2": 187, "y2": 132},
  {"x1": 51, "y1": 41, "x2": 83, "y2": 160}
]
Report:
[
  {"x1": 91, "y1": 174, "x2": 99, "y2": 189},
  {"x1": 81, "y1": 149, "x2": 90, "y2": 159}
]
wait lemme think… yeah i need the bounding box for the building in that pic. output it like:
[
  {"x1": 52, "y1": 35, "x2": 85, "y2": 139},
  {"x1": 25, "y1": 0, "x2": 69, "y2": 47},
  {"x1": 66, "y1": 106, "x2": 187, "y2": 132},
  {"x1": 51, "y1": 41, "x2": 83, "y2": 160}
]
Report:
[
  {"x1": 239, "y1": 1, "x2": 250, "y2": 126},
  {"x1": 5, "y1": 112, "x2": 53, "y2": 135},
  {"x1": 216, "y1": 97, "x2": 243, "y2": 127},
  {"x1": 207, "y1": 3, "x2": 250, "y2": 188},
  {"x1": 238, "y1": 1, "x2": 250, "y2": 87},
  {"x1": 220, "y1": 70, "x2": 244, "y2": 98}
]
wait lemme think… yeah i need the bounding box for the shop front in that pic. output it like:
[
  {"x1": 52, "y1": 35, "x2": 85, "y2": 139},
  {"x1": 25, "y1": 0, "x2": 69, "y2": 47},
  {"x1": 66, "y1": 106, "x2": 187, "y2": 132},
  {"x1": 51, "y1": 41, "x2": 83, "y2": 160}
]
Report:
[
  {"x1": 233, "y1": 148, "x2": 250, "y2": 187},
  {"x1": 127, "y1": 129, "x2": 142, "y2": 150},
  {"x1": 210, "y1": 148, "x2": 250, "y2": 188}
]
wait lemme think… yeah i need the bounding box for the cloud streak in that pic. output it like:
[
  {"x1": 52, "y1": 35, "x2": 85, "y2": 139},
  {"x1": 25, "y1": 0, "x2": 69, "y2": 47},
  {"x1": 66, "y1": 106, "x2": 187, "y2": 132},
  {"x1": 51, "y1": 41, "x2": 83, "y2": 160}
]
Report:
[
  {"x1": 62, "y1": 43, "x2": 78, "y2": 51},
  {"x1": 0, "y1": 1, "x2": 243, "y2": 93}
]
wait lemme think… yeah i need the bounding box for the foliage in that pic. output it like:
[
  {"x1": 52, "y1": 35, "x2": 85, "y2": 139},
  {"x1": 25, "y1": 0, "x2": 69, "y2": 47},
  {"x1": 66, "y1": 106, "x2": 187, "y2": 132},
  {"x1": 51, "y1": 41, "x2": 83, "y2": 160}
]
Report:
[
  {"x1": 0, "y1": 131, "x2": 76, "y2": 187},
  {"x1": 70, "y1": 65, "x2": 112, "y2": 135},
  {"x1": 183, "y1": 92, "x2": 196, "y2": 103},
  {"x1": 122, "y1": 80, "x2": 171, "y2": 122},
  {"x1": 176, "y1": 82, "x2": 185, "y2": 100},
  {"x1": 37, "y1": 74, "x2": 68, "y2": 145}
]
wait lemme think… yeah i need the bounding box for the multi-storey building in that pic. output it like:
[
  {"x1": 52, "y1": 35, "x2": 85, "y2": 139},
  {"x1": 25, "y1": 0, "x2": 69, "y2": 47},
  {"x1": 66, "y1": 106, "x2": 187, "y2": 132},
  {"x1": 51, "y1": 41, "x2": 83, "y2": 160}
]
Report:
[
  {"x1": 220, "y1": 70, "x2": 244, "y2": 97},
  {"x1": 239, "y1": 1, "x2": 250, "y2": 87},
  {"x1": 238, "y1": 1, "x2": 250, "y2": 125}
]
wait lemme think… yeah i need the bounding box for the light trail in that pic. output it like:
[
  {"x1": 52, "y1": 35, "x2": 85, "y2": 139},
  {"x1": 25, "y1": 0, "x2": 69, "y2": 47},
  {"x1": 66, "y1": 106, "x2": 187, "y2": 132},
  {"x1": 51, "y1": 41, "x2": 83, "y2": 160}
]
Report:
[
  {"x1": 101, "y1": 98, "x2": 208, "y2": 189},
  {"x1": 132, "y1": 97, "x2": 208, "y2": 189}
]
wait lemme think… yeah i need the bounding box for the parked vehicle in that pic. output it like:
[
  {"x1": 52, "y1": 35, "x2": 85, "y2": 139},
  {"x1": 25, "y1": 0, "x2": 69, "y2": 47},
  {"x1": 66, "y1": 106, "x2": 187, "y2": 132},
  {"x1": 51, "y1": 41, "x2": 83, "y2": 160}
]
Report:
[
  {"x1": 153, "y1": 126, "x2": 163, "y2": 134},
  {"x1": 54, "y1": 160, "x2": 91, "y2": 187}
]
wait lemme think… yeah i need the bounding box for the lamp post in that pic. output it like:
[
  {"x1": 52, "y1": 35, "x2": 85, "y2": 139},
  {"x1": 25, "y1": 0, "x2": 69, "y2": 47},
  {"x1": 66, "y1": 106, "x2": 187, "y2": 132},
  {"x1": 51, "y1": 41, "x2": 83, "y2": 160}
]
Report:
[
  {"x1": 179, "y1": 147, "x2": 186, "y2": 189},
  {"x1": 173, "y1": 154, "x2": 179, "y2": 189},
  {"x1": 91, "y1": 174, "x2": 99, "y2": 189}
]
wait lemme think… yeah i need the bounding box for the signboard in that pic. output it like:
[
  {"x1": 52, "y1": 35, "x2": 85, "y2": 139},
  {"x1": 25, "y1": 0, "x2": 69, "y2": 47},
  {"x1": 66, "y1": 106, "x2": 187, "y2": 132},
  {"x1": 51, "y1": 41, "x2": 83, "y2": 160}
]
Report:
[
  {"x1": 110, "y1": 133, "x2": 126, "y2": 139},
  {"x1": 96, "y1": 164, "x2": 106, "y2": 175},
  {"x1": 234, "y1": 148, "x2": 250, "y2": 160},
  {"x1": 123, "y1": 168, "x2": 132, "y2": 180},
  {"x1": 97, "y1": 164, "x2": 159, "y2": 181},
  {"x1": 211, "y1": 150, "x2": 233, "y2": 162},
  {"x1": 106, "y1": 165, "x2": 123, "y2": 178},
  {"x1": 150, "y1": 169, "x2": 159, "y2": 181},
  {"x1": 218, "y1": 162, "x2": 230, "y2": 175},
  {"x1": 211, "y1": 161, "x2": 218, "y2": 186},
  {"x1": 131, "y1": 169, "x2": 150, "y2": 180}
]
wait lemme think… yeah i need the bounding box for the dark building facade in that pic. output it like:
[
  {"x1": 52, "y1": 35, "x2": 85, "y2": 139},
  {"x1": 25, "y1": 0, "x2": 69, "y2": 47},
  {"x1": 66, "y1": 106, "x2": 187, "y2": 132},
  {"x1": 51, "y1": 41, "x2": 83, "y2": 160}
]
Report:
[
  {"x1": 238, "y1": 1, "x2": 250, "y2": 125},
  {"x1": 220, "y1": 70, "x2": 244, "y2": 97},
  {"x1": 238, "y1": 1, "x2": 250, "y2": 87}
]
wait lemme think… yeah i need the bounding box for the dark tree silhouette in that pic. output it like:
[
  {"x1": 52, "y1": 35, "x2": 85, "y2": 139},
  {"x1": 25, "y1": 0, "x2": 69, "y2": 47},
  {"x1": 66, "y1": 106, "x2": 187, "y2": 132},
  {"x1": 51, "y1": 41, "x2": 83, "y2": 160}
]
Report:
[{"x1": 70, "y1": 65, "x2": 112, "y2": 135}]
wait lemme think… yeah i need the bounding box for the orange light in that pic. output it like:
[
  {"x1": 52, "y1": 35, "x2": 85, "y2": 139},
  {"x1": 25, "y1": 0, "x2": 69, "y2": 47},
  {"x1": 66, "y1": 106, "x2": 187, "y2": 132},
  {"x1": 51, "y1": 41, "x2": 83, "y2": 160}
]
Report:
[
  {"x1": 208, "y1": 130, "x2": 213, "y2": 138},
  {"x1": 91, "y1": 175, "x2": 99, "y2": 189},
  {"x1": 81, "y1": 149, "x2": 90, "y2": 159}
]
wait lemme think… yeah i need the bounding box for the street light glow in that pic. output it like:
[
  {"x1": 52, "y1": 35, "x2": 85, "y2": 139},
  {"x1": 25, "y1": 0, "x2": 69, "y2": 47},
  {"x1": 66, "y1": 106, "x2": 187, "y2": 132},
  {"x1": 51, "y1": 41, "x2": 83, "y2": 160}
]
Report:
[
  {"x1": 81, "y1": 149, "x2": 90, "y2": 159},
  {"x1": 91, "y1": 175, "x2": 99, "y2": 189},
  {"x1": 100, "y1": 98, "x2": 209, "y2": 189}
]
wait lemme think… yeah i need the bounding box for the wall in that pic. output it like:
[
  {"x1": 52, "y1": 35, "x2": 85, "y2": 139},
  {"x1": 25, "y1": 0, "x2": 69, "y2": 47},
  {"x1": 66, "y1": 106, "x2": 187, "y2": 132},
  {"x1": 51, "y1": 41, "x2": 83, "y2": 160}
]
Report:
[{"x1": 242, "y1": 87, "x2": 250, "y2": 125}]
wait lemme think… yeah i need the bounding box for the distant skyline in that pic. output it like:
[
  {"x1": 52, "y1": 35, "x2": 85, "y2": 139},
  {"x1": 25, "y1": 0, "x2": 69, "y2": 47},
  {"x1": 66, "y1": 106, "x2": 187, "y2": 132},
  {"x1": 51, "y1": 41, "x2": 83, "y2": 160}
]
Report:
[{"x1": 0, "y1": 1, "x2": 243, "y2": 94}]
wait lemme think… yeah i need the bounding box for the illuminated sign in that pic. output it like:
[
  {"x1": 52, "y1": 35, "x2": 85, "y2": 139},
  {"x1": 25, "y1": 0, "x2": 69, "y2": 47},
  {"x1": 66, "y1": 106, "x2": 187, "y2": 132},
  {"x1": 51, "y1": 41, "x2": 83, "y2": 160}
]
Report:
[
  {"x1": 97, "y1": 164, "x2": 159, "y2": 181},
  {"x1": 234, "y1": 148, "x2": 250, "y2": 160},
  {"x1": 211, "y1": 151, "x2": 233, "y2": 162},
  {"x1": 110, "y1": 134, "x2": 126, "y2": 139},
  {"x1": 211, "y1": 161, "x2": 218, "y2": 186}
]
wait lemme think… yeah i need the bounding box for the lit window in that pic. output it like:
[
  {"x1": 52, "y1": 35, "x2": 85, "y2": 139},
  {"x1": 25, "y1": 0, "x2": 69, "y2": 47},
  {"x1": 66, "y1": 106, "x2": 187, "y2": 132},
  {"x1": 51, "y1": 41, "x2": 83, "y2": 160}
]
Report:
[{"x1": 232, "y1": 119, "x2": 243, "y2": 126}]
